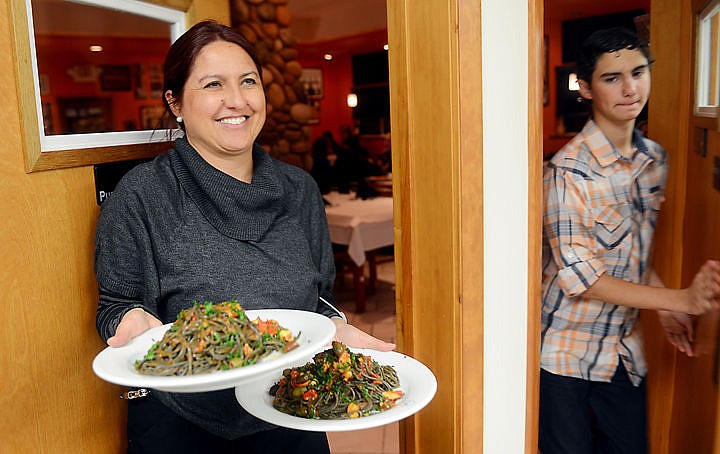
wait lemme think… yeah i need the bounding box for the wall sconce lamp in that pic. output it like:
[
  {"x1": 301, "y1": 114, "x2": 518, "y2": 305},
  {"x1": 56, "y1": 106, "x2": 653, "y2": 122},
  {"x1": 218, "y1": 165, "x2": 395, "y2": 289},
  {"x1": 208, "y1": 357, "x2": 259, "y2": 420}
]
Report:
[
  {"x1": 347, "y1": 93, "x2": 358, "y2": 108},
  {"x1": 568, "y1": 73, "x2": 580, "y2": 91}
]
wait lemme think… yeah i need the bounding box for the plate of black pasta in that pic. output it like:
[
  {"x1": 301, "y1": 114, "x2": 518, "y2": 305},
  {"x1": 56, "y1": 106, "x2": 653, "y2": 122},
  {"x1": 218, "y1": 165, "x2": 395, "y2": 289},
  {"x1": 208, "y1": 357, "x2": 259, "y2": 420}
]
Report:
[
  {"x1": 92, "y1": 302, "x2": 336, "y2": 393},
  {"x1": 235, "y1": 341, "x2": 437, "y2": 431}
]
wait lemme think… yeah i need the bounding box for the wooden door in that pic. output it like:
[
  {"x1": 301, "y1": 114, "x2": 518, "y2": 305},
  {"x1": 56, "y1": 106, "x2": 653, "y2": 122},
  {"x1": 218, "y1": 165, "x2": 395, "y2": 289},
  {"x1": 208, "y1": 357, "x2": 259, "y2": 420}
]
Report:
[{"x1": 644, "y1": 0, "x2": 720, "y2": 452}]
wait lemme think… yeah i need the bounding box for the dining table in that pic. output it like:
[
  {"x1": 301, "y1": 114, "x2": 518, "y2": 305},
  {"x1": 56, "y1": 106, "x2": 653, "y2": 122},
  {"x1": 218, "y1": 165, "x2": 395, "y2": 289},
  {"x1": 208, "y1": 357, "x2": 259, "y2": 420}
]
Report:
[{"x1": 323, "y1": 191, "x2": 394, "y2": 313}]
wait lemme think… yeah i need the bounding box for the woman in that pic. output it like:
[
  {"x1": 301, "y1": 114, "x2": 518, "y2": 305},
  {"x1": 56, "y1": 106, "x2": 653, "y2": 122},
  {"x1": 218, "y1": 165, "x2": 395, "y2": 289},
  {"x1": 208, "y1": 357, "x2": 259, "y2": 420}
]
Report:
[{"x1": 95, "y1": 20, "x2": 393, "y2": 453}]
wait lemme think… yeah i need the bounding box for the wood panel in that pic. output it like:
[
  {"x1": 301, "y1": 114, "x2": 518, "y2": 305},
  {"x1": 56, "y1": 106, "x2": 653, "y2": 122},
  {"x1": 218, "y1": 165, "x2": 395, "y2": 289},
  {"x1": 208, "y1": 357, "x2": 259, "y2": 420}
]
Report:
[
  {"x1": 668, "y1": 0, "x2": 720, "y2": 451},
  {"x1": 527, "y1": 0, "x2": 544, "y2": 451},
  {"x1": 643, "y1": 1, "x2": 695, "y2": 452},
  {"x1": 458, "y1": 0, "x2": 484, "y2": 452},
  {"x1": 645, "y1": 0, "x2": 720, "y2": 452},
  {"x1": 0, "y1": 1, "x2": 228, "y2": 452},
  {"x1": 387, "y1": 1, "x2": 463, "y2": 452},
  {"x1": 677, "y1": 126, "x2": 720, "y2": 453}
]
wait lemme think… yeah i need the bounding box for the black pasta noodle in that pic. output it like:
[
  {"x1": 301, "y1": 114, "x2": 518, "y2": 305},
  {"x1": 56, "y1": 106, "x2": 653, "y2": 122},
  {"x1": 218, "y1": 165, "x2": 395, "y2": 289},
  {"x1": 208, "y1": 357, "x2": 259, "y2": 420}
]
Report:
[
  {"x1": 270, "y1": 341, "x2": 402, "y2": 419},
  {"x1": 135, "y1": 300, "x2": 297, "y2": 376}
]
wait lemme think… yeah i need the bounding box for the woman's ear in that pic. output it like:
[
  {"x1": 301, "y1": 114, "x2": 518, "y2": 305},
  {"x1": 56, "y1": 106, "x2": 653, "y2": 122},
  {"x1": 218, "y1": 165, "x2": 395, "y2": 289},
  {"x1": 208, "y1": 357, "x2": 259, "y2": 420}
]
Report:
[
  {"x1": 165, "y1": 90, "x2": 180, "y2": 117},
  {"x1": 578, "y1": 79, "x2": 592, "y2": 101}
]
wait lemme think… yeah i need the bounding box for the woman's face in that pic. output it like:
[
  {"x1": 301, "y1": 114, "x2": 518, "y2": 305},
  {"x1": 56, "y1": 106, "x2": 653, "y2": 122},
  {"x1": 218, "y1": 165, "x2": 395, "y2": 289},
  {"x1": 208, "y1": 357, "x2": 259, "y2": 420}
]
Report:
[{"x1": 166, "y1": 40, "x2": 266, "y2": 161}]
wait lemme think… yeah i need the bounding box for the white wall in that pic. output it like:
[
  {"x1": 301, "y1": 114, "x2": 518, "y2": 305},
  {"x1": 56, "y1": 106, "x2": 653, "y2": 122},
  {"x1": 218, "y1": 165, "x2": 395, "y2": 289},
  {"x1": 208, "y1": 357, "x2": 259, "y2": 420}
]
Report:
[{"x1": 482, "y1": 0, "x2": 530, "y2": 452}]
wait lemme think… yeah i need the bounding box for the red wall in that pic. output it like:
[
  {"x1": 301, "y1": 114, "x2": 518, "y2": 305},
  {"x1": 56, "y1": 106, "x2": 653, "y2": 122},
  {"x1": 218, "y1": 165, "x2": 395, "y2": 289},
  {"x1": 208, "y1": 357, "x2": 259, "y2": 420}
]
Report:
[
  {"x1": 297, "y1": 52, "x2": 355, "y2": 145},
  {"x1": 296, "y1": 29, "x2": 388, "y2": 146},
  {"x1": 35, "y1": 35, "x2": 170, "y2": 135}
]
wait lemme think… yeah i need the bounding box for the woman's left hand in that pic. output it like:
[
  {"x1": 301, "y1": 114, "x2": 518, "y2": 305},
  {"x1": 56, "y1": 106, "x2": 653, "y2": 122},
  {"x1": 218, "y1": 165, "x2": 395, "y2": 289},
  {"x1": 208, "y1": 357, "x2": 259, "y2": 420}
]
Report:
[{"x1": 331, "y1": 318, "x2": 395, "y2": 351}]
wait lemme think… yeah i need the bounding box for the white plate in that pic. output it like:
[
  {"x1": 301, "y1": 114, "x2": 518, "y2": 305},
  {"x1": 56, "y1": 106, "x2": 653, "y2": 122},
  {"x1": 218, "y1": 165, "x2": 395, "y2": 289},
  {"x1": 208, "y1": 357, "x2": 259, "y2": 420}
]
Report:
[
  {"x1": 235, "y1": 349, "x2": 437, "y2": 432},
  {"x1": 92, "y1": 309, "x2": 336, "y2": 393}
]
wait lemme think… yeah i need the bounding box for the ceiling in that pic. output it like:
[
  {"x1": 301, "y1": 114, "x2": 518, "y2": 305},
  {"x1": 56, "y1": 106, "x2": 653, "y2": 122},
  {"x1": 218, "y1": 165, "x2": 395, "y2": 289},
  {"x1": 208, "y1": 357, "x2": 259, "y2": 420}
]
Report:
[
  {"x1": 30, "y1": 0, "x2": 649, "y2": 52},
  {"x1": 287, "y1": 0, "x2": 387, "y2": 44},
  {"x1": 30, "y1": 0, "x2": 389, "y2": 59},
  {"x1": 31, "y1": 0, "x2": 387, "y2": 44}
]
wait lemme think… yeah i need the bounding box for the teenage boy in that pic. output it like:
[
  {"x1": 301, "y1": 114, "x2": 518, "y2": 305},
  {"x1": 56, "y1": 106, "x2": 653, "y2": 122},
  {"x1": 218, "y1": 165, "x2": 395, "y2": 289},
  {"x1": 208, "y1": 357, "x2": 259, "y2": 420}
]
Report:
[{"x1": 540, "y1": 27, "x2": 720, "y2": 454}]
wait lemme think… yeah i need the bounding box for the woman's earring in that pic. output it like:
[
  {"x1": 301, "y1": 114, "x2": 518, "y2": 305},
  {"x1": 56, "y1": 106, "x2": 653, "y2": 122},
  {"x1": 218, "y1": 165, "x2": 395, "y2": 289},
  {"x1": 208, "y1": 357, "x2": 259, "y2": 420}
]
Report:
[{"x1": 176, "y1": 116, "x2": 183, "y2": 123}]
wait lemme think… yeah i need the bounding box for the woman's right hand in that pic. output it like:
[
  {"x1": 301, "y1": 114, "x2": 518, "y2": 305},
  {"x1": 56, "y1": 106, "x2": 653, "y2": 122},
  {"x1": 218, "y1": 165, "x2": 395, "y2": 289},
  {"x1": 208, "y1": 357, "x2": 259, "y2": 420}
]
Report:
[{"x1": 107, "y1": 308, "x2": 162, "y2": 347}]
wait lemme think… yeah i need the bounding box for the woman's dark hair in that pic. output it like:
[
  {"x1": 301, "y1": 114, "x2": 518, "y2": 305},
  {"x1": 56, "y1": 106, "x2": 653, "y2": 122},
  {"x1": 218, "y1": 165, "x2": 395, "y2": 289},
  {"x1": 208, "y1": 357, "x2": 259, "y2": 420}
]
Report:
[
  {"x1": 162, "y1": 20, "x2": 262, "y2": 127},
  {"x1": 576, "y1": 27, "x2": 653, "y2": 84}
]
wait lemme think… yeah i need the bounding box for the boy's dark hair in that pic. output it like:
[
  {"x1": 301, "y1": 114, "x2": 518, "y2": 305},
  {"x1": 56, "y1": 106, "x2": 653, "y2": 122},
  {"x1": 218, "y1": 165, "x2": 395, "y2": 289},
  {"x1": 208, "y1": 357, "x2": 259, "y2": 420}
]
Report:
[{"x1": 576, "y1": 27, "x2": 652, "y2": 84}]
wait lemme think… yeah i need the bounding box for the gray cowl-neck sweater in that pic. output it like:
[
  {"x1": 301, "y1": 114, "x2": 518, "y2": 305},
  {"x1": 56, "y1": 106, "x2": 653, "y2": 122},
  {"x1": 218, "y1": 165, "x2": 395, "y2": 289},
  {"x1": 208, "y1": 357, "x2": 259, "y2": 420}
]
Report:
[{"x1": 94, "y1": 137, "x2": 338, "y2": 439}]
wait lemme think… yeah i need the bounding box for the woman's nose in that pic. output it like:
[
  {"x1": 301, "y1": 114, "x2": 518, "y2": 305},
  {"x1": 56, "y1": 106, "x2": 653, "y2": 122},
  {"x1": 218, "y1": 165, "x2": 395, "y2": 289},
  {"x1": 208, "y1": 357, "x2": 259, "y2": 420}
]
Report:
[{"x1": 222, "y1": 85, "x2": 245, "y2": 108}]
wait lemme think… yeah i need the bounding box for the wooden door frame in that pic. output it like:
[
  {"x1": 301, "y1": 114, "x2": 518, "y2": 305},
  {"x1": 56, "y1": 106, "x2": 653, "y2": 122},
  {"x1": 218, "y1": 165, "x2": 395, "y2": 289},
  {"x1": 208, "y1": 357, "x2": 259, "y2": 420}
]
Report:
[
  {"x1": 387, "y1": 1, "x2": 542, "y2": 452},
  {"x1": 527, "y1": 0, "x2": 544, "y2": 451}
]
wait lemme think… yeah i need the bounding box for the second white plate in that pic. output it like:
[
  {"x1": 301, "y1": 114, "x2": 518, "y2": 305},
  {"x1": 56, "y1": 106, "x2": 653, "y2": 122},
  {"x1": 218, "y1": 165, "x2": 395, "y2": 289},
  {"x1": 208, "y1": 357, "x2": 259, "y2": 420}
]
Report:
[
  {"x1": 235, "y1": 348, "x2": 437, "y2": 432},
  {"x1": 92, "y1": 309, "x2": 336, "y2": 393}
]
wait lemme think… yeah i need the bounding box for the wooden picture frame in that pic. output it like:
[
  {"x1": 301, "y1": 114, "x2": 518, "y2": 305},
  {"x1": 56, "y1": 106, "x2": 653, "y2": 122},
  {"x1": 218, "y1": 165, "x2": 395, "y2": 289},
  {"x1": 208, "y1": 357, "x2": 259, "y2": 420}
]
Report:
[
  {"x1": 8, "y1": 0, "x2": 187, "y2": 172},
  {"x1": 300, "y1": 68, "x2": 323, "y2": 99}
]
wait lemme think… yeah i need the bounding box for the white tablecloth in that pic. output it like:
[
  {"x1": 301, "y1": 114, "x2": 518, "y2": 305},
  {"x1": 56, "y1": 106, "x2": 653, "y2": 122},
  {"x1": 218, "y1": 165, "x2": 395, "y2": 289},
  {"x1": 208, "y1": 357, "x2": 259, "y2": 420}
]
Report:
[{"x1": 324, "y1": 192, "x2": 394, "y2": 266}]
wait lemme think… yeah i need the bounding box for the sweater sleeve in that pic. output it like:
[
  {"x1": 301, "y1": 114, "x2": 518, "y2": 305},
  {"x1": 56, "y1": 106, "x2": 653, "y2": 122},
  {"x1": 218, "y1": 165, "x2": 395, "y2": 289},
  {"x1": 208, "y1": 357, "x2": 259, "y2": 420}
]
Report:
[
  {"x1": 94, "y1": 171, "x2": 158, "y2": 341},
  {"x1": 96, "y1": 287, "x2": 161, "y2": 343}
]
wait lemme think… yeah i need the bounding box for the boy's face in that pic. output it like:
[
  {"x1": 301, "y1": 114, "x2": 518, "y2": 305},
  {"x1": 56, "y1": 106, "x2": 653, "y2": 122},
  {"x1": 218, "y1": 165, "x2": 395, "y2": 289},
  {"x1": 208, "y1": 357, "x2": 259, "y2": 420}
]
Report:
[{"x1": 578, "y1": 48, "x2": 650, "y2": 126}]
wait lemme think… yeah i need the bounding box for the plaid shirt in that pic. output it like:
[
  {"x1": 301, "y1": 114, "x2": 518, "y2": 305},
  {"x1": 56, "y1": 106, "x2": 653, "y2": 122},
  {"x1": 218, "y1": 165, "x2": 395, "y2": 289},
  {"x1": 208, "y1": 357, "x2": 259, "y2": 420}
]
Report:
[{"x1": 541, "y1": 119, "x2": 667, "y2": 385}]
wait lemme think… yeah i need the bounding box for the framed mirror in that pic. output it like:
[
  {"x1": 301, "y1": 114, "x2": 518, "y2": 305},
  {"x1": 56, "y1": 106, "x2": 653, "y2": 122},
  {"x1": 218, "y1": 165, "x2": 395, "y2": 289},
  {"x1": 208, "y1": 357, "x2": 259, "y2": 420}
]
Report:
[
  {"x1": 694, "y1": 0, "x2": 720, "y2": 130},
  {"x1": 10, "y1": 0, "x2": 188, "y2": 172}
]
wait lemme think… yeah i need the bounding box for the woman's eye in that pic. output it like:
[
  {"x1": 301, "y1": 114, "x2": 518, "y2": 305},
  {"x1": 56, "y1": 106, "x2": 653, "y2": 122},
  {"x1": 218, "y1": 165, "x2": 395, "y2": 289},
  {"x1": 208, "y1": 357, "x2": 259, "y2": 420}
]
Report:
[
  {"x1": 242, "y1": 77, "x2": 258, "y2": 86},
  {"x1": 203, "y1": 81, "x2": 221, "y2": 89}
]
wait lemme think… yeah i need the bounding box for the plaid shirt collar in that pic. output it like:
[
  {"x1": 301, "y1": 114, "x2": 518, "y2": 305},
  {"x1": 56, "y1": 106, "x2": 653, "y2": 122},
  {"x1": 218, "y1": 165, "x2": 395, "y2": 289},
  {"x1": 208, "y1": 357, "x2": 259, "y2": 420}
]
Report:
[{"x1": 579, "y1": 119, "x2": 661, "y2": 168}]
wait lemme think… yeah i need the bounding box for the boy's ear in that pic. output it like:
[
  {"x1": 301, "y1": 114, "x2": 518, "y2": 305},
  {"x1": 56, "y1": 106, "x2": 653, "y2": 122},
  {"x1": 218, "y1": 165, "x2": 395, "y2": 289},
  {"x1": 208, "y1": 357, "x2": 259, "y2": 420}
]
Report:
[{"x1": 578, "y1": 79, "x2": 592, "y2": 101}]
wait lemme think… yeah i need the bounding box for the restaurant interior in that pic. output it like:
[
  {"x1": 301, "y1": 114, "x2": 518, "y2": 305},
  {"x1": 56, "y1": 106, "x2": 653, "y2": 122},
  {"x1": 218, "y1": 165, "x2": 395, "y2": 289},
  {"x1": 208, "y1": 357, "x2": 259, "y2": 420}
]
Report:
[
  {"x1": 30, "y1": 0, "x2": 653, "y2": 168},
  {"x1": 7, "y1": 0, "x2": 720, "y2": 452}
]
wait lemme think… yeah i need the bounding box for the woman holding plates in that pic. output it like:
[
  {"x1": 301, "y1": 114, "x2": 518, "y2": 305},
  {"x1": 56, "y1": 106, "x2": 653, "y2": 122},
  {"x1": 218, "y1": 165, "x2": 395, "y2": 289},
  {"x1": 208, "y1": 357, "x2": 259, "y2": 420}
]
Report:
[{"x1": 94, "y1": 20, "x2": 393, "y2": 454}]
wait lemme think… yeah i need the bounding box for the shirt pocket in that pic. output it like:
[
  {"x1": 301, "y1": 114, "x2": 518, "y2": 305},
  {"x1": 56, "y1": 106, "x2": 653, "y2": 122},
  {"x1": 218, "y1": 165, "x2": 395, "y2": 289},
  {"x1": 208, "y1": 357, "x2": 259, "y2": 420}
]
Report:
[{"x1": 594, "y1": 203, "x2": 633, "y2": 250}]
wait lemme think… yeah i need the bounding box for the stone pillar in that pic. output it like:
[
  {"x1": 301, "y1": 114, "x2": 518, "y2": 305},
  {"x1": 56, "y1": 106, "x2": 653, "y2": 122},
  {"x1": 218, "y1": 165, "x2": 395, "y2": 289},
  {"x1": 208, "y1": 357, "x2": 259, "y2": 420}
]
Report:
[{"x1": 231, "y1": 0, "x2": 315, "y2": 170}]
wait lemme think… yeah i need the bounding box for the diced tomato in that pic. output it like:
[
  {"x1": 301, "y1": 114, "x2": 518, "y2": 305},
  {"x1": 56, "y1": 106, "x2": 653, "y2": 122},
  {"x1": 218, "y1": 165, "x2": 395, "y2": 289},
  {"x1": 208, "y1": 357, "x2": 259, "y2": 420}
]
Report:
[
  {"x1": 254, "y1": 318, "x2": 280, "y2": 335},
  {"x1": 302, "y1": 389, "x2": 318, "y2": 401},
  {"x1": 382, "y1": 390, "x2": 404, "y2": 401}
]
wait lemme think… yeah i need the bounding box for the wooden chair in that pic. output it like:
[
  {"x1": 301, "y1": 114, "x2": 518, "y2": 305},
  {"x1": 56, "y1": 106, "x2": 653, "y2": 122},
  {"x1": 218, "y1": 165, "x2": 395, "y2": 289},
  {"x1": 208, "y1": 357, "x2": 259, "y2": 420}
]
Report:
[
  {"x1": 333, "y1": 244, "x2": 377, "y2": 313},
  {"x1": 365, "y1": 175, "x2": 393, "y2": 197}
]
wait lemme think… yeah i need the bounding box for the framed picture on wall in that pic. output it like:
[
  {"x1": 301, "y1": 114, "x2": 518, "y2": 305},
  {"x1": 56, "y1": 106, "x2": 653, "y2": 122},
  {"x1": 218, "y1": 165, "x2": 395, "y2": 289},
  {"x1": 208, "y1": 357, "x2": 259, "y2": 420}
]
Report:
[
  {"x1": 300, "y1": 68, "x2": 323, "y2": 99},
  {"x1": 100, "y1": 65, "x2": 132, "y2": 91},
  {"x1": 133, "y1": 64, "x2": 147, "y2": 99}
]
